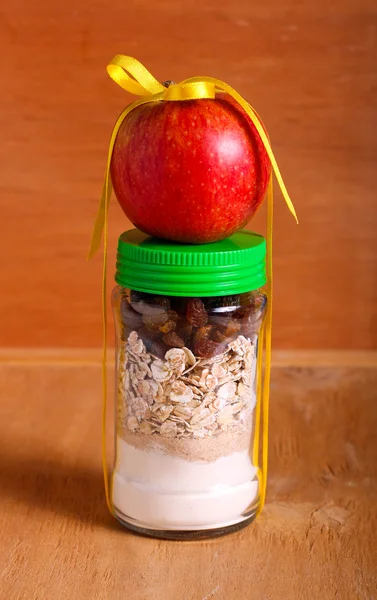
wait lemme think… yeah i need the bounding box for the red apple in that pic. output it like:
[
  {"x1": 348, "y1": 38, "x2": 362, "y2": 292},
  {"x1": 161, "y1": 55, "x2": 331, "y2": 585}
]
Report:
[{"x1": 110, "y1": 93, "x2": 271, "y2": 243}]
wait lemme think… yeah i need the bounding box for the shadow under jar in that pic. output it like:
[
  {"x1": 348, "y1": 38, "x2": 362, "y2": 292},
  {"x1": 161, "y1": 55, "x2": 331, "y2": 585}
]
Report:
[{"x1": 111, "y1": 229, "x2": 267, "y2": 539}]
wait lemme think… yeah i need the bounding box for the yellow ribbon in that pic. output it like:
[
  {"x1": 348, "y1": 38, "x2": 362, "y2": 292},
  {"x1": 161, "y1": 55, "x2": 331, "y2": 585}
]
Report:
[
  {"x1": 255, "y1": 177, "x2": 274, "y2": 514},
  {"x1": 88, "y1": 55, "x2": 298, "y2": 519}
]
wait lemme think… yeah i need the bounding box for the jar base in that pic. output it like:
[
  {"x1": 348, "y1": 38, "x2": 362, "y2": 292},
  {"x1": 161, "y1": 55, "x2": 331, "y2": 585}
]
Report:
[{"x1": 113, "y1": 506, "x2": 258, "y2": 540}]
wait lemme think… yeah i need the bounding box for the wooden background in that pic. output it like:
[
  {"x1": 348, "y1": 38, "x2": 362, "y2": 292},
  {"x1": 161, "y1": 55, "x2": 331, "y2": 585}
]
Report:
[{"x1": 0, "y1": 0, "x2": 376, "y2": 349}]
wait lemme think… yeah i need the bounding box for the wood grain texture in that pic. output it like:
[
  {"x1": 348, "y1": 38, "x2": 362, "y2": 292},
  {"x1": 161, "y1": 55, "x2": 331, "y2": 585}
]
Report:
[
  {"x1": 0, "y1": 353, "x2": 376, "y2": 599},
  {"x1": 0, "y1": 0, "x2": 376, "y2": 349}
]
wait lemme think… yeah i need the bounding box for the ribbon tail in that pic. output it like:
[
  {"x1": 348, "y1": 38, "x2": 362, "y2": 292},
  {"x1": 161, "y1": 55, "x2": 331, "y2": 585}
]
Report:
[
  {"x1": 87, "y1": 96, "x2": 164, "y2": 261},
  {"x1": 186, "y1": 76, "x2": 298, "y2": 224},
  {"x1": 87, "y1": 177, "x2": 112, "y2": 260},
  {"x1": 260, "y1": 176, "x2": 274, "y2": 513},
  {"x1": 95, "y1": 94, "x2": 166, "y2": 513}
]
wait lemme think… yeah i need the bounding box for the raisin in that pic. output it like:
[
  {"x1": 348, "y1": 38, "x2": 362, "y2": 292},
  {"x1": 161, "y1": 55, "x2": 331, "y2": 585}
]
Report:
[
  {"x1": 130, "y1": 291, "x2": 170, "y2": 310},
  {"x1": 192, "y1": 325, "x2": 212, "y2": 346},
  {"x1": 137, "y1": 326, "x2": 161, "y2": 352},
  {"x1": 130, "y1": 292, "x2": 170, "y2": 316},
  {"x1": 208, "y1": 315, "x2": 229, "y2": 329},
  {"x1": 234, "y1": 293, "x2": 257, "y2": 318},
  {"x1": 175, "y1": 319, "x2": 193, "y2": 343},
  {"x1": 186, "y1": 298, "x2": 208, "y2": 327},
  {"x1": 162, "y1": 331, "x2": 185, "y2": 348},
  {"x1": 130, "y1": 290, "x2": 151, "y2": 304},
  {"x1": 167, "y1": 310, "x2": 179, "y2": 321},
  {"x1": 170, "y1": 297, "x2": 188, "y2": 314},
  {"x1": 240, "y1": 291, "x2": 256, "y2": 308},
  {"x1": 208, "y1": 319, "x2": 240, "y2": 346},
  {"x1": 242, "y1": 314, "x2": 264, "y2": 337},
  {"x1": 194, "y1": 338, "x2": 224, "y2": 358},
  {"x1": 223, "y1": 320, "x2": 241, "y2": 337},
  {"x1": 153, "y1": 296, "x2": 171, "y2": 310},
  {"x1": 241, "y1": 294, "x2": 267, "y2": 336},
  {"x1": 142, "y1": 312, "x2": 169, "y2": 330},
  {"x1": 120, "y1": 326, "x2": 130, "y2": 343},
  {"x1": 233, "y1": 306, "x2": 247, "y2": 319},
  {"x1": 212, "y1": 329, "x2": 227, "y2": 343},
  {"x1": 159, "y1": 319, "x2": 176, "y2": 334},
  {"x1": 120, "y1": 298, "x2": 143, "y2": 329},
  {"x1": 208, "y1": 314, "x2": 241, "y2": 332},
  {"x1": 149, "y1": 339, "x2": 170, "y2": 359},
  {"x1": 138, "y1": 325, "x2": 161, "y2": 341}
]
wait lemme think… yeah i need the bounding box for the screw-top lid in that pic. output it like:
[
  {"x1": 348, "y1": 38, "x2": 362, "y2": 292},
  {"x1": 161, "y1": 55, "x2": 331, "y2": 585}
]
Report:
[{"x1": 115, "y1": 229, "x2": 266, "y2": 297}]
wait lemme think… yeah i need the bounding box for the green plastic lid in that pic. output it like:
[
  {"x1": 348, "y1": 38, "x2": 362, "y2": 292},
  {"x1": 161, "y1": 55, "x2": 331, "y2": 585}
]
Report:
[{"x1": 115, "y1": 229, "x2": 266, "y2": 297}]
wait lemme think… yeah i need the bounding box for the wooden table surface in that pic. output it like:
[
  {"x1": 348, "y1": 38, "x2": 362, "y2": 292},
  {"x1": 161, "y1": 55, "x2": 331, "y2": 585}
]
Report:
[{"x1": 0, "y1": 351, "x2": 376, "y2": 599}]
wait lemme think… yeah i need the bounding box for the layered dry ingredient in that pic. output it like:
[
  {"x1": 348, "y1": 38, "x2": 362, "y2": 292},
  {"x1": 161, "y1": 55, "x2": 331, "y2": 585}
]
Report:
[
  {"x1": 119, "y1": 332, "x2": 256, "y2": 448},
  {"x1": 113, "y1": 291, "x2": 266, "y2": 529}
]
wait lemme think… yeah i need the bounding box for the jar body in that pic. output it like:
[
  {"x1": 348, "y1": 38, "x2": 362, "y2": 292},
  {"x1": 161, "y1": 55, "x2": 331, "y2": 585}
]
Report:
[{"x1": 112, "y1": 288, "x2": 267, "y2": 538}]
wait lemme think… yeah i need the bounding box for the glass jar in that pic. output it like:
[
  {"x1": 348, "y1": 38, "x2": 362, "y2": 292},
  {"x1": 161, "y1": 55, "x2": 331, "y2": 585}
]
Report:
[{"x1": 111, "y1": 229, "x2": 267, "y2": 539}]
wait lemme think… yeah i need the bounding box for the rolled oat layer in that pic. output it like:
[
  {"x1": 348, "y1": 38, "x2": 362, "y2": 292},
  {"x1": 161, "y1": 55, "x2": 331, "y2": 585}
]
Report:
[{"x1": 117, "y1": 332, "x2": 257, "y2": 458}]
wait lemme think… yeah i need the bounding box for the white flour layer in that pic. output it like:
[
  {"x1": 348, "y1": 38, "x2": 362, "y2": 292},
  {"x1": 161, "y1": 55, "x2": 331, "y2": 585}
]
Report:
[{"x1": 112, "y1": 437, "x2": 258, "y2": 530}]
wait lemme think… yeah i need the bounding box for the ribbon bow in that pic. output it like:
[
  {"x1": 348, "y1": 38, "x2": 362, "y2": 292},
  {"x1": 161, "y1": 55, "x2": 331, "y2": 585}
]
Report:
[{"x1": 89, "y1": 55, "x2": 298, "y2": 520}]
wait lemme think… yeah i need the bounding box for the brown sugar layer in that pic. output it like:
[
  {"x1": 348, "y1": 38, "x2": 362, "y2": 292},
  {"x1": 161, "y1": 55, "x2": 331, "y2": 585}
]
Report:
[{"x1": 119, "y1": 425, "x2": 253, "y2": 462}]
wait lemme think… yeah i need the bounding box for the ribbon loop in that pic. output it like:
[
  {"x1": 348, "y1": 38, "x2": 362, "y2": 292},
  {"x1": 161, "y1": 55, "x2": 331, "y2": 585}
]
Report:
[{"x1": 106, "y1": 55, "x2": 166, "y2": 96}]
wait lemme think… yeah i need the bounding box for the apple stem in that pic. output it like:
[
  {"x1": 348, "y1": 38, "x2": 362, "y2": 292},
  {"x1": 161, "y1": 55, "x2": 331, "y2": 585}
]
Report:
[{"x1": 162, "y1": 80, "x2": 175, "y2": 88}]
